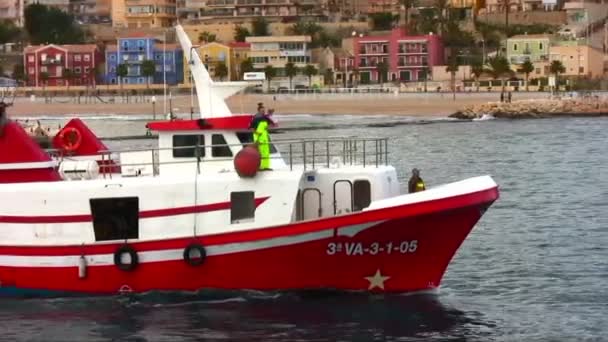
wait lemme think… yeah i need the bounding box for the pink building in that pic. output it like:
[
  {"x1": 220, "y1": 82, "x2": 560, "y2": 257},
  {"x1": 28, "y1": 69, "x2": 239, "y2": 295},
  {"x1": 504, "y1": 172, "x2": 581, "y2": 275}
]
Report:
[{"x1": 353, "y1": 28, "x2": 444, "y2": 83}]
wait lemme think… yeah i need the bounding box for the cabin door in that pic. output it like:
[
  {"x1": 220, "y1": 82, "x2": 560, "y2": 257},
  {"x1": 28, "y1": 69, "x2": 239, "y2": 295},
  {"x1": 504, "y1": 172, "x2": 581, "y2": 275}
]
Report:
[
  {"x1": 333, "y1": 180, "x2": 353, "y2": 215},
  {"x1": 301, "y1": 188, "x2": 322, "y2": 220}
]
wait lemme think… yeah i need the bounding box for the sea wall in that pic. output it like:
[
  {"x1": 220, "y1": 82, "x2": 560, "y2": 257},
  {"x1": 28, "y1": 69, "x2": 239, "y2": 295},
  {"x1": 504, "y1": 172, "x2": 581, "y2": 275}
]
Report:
[{"x1": 451, "y1": 98, "x2": 608, "y2": 119}]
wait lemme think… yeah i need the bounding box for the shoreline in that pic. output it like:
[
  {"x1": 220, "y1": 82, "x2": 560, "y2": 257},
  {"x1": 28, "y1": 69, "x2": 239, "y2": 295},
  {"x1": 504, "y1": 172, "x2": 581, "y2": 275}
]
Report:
[{"x1": 5, "y1": 93, "x2": 608, "y2": 119}]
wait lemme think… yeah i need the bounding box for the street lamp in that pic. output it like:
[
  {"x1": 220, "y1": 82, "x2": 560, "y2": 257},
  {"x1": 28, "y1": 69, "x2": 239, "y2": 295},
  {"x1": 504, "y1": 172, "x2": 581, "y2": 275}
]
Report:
[{"x1": 151, "y1": 95, "x2": 156, "y2": 120}]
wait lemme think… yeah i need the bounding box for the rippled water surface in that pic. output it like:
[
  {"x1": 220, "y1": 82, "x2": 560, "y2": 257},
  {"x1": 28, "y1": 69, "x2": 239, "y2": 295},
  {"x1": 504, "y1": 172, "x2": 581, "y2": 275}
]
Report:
[{"x1": 2, "y1": 115, "x2": 607, "y2": 341}]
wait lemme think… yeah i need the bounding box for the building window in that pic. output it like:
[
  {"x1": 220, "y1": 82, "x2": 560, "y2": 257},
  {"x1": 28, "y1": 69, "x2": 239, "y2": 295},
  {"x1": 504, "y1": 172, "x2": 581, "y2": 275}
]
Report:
[
  {"x1": 165, "y1": 65, "x2": 172, "y2": 72},
  {"x1": 40, "y1": 66, "x2": 47, "y2": 73},
  {"x1": 74, "y1": 54, "x2": 81, "y2": 62},
  {"x1": 84, "y1": 54, "x2": 90, "y2": 62},
  {"x1": 111, "y1": 78, "x2": 116, "y2": 84},
  {"x1": 41, "y1": 53, "x2": 47, "y2": 61},
  {"x1": 513, "y1": 43, "x2": 518, "y2": 51},
  {"x1": 28, "y1": 67, "x2": 35, "y2": 74},
  {"x1": 155, "y1": 65, "x2": 162, "y2": 72},
  {"x1": 75, "y1": 67, "x2": 81, "y2": 73},
  {"x1": 28, "y1": 55, "x2": 34, "y2": 62},
  {"x1": 110, "y1": 66, "x2": 116, "y2": 72},
  {"x1": 230, "y1": 191, "x2": 255, "y2": 223},
  {"x1": 84, "y1": 67, "x2": 90, "y2": 74},
  {"x1": 172, "y1": 135, "x2": 205, "y2": 158},
  {"x1": 539, "y1": 42, "x2": 544, "y2": 50},
  {"x1": 110, "y1": 55, "x2": 116, "y2": 61},
  {"x1": 211, "y1": 134, "x2": 233, "y2": 157},
  {"x1": 138, "y1": 77, "x2": 144, "y2": 83}
]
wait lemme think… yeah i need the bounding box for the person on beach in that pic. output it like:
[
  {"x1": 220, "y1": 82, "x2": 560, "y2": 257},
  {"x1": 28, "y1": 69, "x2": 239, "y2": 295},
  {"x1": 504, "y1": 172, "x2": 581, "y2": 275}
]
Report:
[
  {"x1": 408, "y1": 168, "x2": 426, "y2": 193},
  {"x1": 500, "y1": 92, "x2": 504, "y2": 103},
  {"x1": 507, "y1": 92, "x2": 512, "y2": 103}
]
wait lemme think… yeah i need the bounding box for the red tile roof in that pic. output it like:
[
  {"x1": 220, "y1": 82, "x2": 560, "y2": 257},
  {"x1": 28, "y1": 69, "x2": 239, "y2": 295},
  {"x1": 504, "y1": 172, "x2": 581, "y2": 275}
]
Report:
[
  {"x1": 228, "y1": 41, "x2": 250, "y2": 48},
  {"x1": 24, "y1": 44, "x2": 98, "y2": 54}
]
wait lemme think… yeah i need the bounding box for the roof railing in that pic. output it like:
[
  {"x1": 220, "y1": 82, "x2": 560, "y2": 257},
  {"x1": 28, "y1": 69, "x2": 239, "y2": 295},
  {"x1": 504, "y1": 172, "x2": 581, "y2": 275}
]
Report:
[{"x1": 48, "y1": 136, "x2": 390, "y2": 179}]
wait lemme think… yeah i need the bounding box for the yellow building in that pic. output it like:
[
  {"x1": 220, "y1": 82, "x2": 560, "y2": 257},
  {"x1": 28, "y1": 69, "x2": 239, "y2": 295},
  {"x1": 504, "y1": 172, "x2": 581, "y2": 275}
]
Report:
[
  {"x1": 228, "y1": 41, "x2": 251, "y2": 81},
  {"x1": 122, "y1": 0, "x2": 177, "y2": 28},
  {"x1": 183, "y1": 42, "x2": 233, "y2": 85}
]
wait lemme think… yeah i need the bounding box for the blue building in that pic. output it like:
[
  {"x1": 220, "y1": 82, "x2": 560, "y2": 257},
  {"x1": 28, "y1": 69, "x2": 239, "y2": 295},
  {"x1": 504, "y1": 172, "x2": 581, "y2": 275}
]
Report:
[{"x1": 105, "y1": 35, "x2": 183, "y2": 86}]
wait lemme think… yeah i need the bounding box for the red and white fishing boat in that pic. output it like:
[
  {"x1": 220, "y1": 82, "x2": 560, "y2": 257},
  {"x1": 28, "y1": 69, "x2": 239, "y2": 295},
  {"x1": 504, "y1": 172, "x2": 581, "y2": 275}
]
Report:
[{"x1": 0, "y1": 26, "x2": 499, "y2": 297}]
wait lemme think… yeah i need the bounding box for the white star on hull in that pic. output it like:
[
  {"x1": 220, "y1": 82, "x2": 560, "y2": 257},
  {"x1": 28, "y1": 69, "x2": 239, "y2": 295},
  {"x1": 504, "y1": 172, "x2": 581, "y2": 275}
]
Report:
[{"x1": 365, "y1": 269, "x2": 390, "y2": 290}]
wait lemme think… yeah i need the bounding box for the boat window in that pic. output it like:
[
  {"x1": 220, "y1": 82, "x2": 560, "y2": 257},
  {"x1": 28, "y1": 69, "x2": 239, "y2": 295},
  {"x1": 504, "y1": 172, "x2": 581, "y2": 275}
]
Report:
[
  {"x1": 173, "y1": 135, "x2": 205, "y2": 158},
  {"x1": 230, "y1": 191, "x2": 255, "y2": 223},
  {"x1": 353, "y1": 180, "x2": 371, "y2": 212},
  {"x1": 90, "y1": 197, "x2": 139, "y2": 241},
  {"x1": 211, "y1": 134, "x2": 233, "y2": 157},
  {"x1": 236, "y1": 131, "x2": 278, "y2": 153}
]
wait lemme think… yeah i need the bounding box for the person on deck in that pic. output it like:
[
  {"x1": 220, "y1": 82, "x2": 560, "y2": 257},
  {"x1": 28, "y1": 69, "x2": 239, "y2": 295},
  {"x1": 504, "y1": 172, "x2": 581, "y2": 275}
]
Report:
[
  {"x1": 408, "y1": 168, "x2": 426, "y2": 193},
  {"x1": 253, "y1": 113, "x2": 271, "y2": 171}
]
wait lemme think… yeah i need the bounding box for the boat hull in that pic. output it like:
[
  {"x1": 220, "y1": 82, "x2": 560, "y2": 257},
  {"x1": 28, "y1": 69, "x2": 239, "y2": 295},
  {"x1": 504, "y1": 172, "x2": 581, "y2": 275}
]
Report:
[{"x1": 0, "y1": 187, "x2": 498, "y2": 297}]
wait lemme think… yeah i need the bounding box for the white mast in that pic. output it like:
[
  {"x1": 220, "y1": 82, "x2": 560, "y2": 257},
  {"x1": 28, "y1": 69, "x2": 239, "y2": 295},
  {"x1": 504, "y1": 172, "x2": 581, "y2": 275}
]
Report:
[{"x1": 174, "y1": 24, "x2": 249, "y2": 118}]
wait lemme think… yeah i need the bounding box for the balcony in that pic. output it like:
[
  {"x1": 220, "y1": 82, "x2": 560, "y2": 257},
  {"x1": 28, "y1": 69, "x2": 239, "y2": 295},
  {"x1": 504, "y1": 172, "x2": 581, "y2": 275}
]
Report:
[
  {"x1": 41, "y1": 58, "x2": 62, "y2": 65},
  {"x1": 206, "y1": 0, "x2": 236, "y2": 6}
]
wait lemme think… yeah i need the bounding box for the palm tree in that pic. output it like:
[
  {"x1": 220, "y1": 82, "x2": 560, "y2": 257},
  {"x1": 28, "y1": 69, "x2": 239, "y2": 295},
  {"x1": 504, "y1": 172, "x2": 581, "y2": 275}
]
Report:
[
  {"x1": 117, "y1": 63, "x2": 128, "y2": 94},
  {"x1": 303, "y1": 64, "x2": 318, "y2": 88},
  {"x1": 518, "y1": 60, "x2": 534, "y2": 91},
  {"x1": 240, "y1": 58, "x2": 254, "y2": 79},
  {"x1": 141, "y1": 60, "x2": 156, "y2": 89},
  {"x1": 198, "y1": 31, "x2": 216, "y2": 43},
  {"x1": 485, "y1": 56, "x2": 511, "y2": 92},
  {"x1": 376, "y1": 61, "x2": 389, "y2": 85},
  {"x1": 263, "y1": 65, "x2": 276, "y2": 92},
  {"x1": 549, "y1": 60, "x2": 565, "y2": 91},
  {"x1": 63, "y1": 68, "x2": 73, "y2": 92},
  {"x1": 215, "y1": 62, "x2": 229, "y2": 81},
  {"x1": 445, "y1": 56, "x2": 459, "y2": 101},
  {"x1": 435, "y1": 0, "x2": 450, "y2": 35},
  {"x1": 284, "y1": 62, "x2": 298, "y2": 90},
  {"x1": 40, "y1": 71, "x2": 49, "y2": 94},
  {"x1": 324, "y1": 68, "x2": 334, "y2": 86},
  {"x1": 471, "y1": 58, "x2": 484, "y2": 92}
]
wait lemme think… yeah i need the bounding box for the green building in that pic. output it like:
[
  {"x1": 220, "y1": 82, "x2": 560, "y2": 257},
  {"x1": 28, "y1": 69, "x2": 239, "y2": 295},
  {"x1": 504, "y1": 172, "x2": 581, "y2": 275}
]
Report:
[{"x1": 506, "y1": 34, "x2": 552, "y2": 65}]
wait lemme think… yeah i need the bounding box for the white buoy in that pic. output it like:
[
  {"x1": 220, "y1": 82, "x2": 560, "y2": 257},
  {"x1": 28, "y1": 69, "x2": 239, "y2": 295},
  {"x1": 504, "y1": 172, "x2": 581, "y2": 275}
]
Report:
[{"x1": 78, "y1": 255, "x2": 87, "y2": 279}]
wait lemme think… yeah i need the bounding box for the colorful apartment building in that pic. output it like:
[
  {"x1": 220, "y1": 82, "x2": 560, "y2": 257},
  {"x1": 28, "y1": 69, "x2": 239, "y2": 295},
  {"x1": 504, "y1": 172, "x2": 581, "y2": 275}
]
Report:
[
  {"x1": 24, "y1": 44, "x2": 102, "y2": 87},
  {"x1": 105, "y1": 35, "x2": 183, "y2": 85},
  {"x1": 506, "y1": 34, "x2": 551, "y2": 65},
  {"x1": 353, "y1": 28, "x2": 444, "y2": 83},
  {"x1": 246, "y1": 35, "x2": 314, "y2": 72},
  {"x1": 112, "y1": 0, "x2": 177, "y2": 28},
  {"x1": 203, "y1": 0, "x2": 320, "y2": 18}
]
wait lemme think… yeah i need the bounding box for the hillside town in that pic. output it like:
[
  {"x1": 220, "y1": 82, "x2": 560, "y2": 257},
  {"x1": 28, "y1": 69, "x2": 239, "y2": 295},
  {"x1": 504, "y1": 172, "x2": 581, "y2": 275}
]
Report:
[{"x1": 1, "y1": 0, "x2": 608, "y2": 94}]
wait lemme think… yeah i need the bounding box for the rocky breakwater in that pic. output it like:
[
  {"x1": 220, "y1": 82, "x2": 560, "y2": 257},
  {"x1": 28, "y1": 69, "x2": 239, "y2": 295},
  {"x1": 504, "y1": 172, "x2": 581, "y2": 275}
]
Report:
[{"x1": 451, "y1": 98, "x2": 608, "y2": 119}]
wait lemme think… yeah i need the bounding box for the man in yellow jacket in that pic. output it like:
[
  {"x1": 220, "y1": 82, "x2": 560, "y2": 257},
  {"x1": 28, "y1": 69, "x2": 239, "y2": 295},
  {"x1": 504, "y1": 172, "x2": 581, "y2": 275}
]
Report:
[{"x1": 253, "y1": 115, "x2": 271, "y2": 170}]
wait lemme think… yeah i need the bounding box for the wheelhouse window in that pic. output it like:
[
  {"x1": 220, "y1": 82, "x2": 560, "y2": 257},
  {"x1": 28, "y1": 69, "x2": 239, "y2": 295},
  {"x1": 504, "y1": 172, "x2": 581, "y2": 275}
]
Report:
[
  {"x1": 211, "y1": 134, "x2": 233, "y2": 157},
  {"x1": 173, "y1": 134, "x2": 205, "y2": 158},
  {"x1": 231, "y1": 191, "x2": 255, "y2": 223}
]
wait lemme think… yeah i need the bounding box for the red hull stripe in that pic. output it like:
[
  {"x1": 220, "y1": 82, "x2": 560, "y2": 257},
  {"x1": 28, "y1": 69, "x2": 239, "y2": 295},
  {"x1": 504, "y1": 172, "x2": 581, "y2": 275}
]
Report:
[
  {"x1": 0, "y1": 197, "x2": 269, "y2": 224},
  {"x1": 0, "y1": 187, "x2": 498, "y2": 256}
]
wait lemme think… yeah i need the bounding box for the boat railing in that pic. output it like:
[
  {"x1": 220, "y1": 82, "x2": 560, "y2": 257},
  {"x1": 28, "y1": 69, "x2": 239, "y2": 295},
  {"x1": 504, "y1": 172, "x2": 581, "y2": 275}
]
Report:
[{"x1": 48, "y1": 137, "x2": 390, "y2": 178}]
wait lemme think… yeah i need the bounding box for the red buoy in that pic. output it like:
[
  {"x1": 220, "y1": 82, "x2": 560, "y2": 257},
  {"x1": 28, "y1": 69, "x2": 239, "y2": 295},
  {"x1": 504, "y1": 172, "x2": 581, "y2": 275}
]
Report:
[{"x1": 234, "y1": 145, "x2": 260, "y2": 177}]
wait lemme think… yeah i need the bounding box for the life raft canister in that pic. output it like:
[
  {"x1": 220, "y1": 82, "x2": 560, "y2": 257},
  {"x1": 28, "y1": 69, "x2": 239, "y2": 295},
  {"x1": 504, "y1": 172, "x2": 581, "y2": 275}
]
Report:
[
  {"x1": 114, "y1": 244, "x2": 139, "y2": 272},
  {"x1": 183, "y1": 242, "x2": 206, "y2": 266},
  {"x1": 58, "y1": 126, "x2": 82, "y2": 152}
]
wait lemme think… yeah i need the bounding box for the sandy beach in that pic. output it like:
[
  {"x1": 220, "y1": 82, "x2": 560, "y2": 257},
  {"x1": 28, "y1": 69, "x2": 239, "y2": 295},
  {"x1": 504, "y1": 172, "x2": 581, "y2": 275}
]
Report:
[{"x1": 7, "y1": 92, "x2": 549, "y2": 117}]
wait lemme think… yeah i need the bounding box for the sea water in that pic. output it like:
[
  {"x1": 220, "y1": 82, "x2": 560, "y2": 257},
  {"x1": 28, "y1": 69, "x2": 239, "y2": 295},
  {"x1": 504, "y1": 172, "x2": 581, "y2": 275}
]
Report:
[{"x1": 1, "y1": 115, "x2": 607, "y2": 341}]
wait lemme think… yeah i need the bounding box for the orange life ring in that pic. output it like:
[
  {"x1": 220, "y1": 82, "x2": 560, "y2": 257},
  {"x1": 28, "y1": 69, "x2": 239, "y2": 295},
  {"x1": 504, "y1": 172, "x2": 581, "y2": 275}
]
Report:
[{"x1": 58, "y1": 127, "x2": 82, "y2": 152}]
